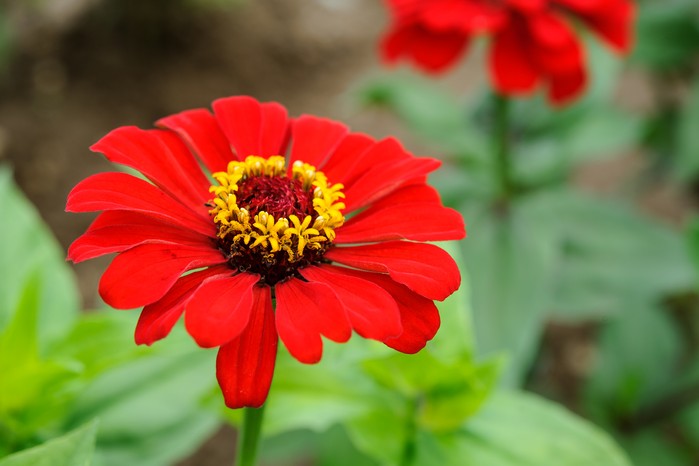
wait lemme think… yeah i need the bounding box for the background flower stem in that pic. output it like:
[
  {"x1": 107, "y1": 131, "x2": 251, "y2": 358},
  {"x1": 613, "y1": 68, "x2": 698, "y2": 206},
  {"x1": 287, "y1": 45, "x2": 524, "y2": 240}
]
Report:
[
  {"x1": 236, "y1": 405, "x2": 266, "y2": 466},
  {"x1": 493, "y1": 93, "x2": 514, "y2": 203},
  {"x1": 399, "y1": 396, "x2": 420, "y2": 466}
]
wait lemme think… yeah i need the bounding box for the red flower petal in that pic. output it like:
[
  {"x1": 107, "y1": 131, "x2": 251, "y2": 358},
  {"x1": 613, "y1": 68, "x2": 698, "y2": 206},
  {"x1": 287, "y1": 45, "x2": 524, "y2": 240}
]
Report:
[
  {"x1": 320, "y1": 133, "x2": 376, "y2": 184},
  {"x1": 554, "y1": 0, "x2": 605, "y2": 13},
  {"x1": 527, "y1": 14, "x2": 583, "y2": 75},
  {"x1": 324, "y1": 136, "x2": 409, "y2": 189},
  {"x1": 506, "y1": 0, "x2": 547, "y2": 13},
  {"x1": 66, "y1": 172, "x2": 214, "y2": 237},
  {"x1": 527, "y1": 11, "x2": 576, "y2": 50},
  {"x1": 381, "y1": 23, "x2": 469, "y2": 73},
  {"x1": 288, "y1": 116, "x2": 349, "y2": 170},
  {"x1": 386, "y1": 0, "x2": 423, "y2": 21},
  {"x1": 343, "y1": 156, "x2": 441, "y2": 213},
  {"x1": 212, "y1": 96, "x2": 290, "y2": 158},
  {"x1": 300, "y1": 265, "x2": 403, "y2": 341},
  {"x1": 339, "y1": 268, "x2": 440, "y2": 354},
  {"x1": 135, "y1": 265, "x2": 231, "y2": 346},
  {"x1": 422, "y1": 0, "x2": 505, "y2": 32},
  {"x1": 275, "y1": 278, "x2": 351, "y2": 364},
  {"x1": 368, "y1": 183, "x2": 442, "y2": 209},
  {"x1": 548, "y1": 66, "x2": 586, "y2": 105},
  {"x1": 157, "y1": 108, "x2": 235, "y2": 172},
  {"x1": 99, "y1": 243, "x2": 226, "y2": 309},
  {"x1": 336, "y1": 201, "x2": 465, "y2": 244},
  {"x1": 489, "y1": 21, "x2": 539, "y2": 95},
  {"x1": 325, "y1": 241, "x2": 460, "y2": 301},
  {"x1": 216, "y1": 285, "x2": 277, "y2": 409},
  {"x1": 570, "y1": 0, "x2": 634, "y2": 53},
  {"x1": 184, "y1": 273, "x2": 260, "y2": 348},
  {"x1": 68, "y1": 211, "x2": 212, "y2": 263},
  {"x1": 91, "y1": 127, "x2": 211, "y2": 211}
]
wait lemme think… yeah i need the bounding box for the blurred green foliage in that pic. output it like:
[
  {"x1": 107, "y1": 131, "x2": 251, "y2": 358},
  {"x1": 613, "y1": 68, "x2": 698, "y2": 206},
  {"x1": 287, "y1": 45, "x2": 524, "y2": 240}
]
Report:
[{"x1": 0, "y1": 167, "x2": 219, "y2": 465}]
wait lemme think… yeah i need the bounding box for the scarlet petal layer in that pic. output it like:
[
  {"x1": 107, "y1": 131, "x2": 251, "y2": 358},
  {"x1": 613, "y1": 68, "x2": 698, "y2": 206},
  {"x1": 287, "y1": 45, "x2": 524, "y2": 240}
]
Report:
[
  {"x1": 68, "y1": 211, "x2": 212, "y2": 263},
  {"x1": 325, "y1": 137, "x2": 408, "y2": 189},
  {"x1": 336, "y1": 201, "x2": 465, "y2": 244},
  {"x1": 300, "y1": 265, "x2": 403, "y2": 341},
  {"x1": 343, "y1": 156, "x2": 441, "y2": 213},
  {"x1": 213, "y1": 96, "x2": 290, "y2": 158},
  {"x1": 275, "y1": 279, "x2": 351, "y2": 364},
  {"x1": 91, "y1": 127, "x2": 211, "y2": 210},
  {"x1": 66, "y1": 172, "x2": 214, "y2": 237},
  {"x1": 135, "y1": 266, "x2": 231, "y2": 346},
  {"x1": 423, "y1": 0, "x2": 504, "y2": 32},
  {"x1": 157, "y1": 109, "x2": 235, "y2": 172},
  {"x1": 289, "y1": 116, "x2": 348, "y2": 170},
  {"x1": 358, "y1": 271, "x2": 441, "y2": 353},
  {"x1": 216, "y1": 286, "x2": 277, "y2": 409},
  {"x1": 490, "y1": 22, "x2": 539, "y2": 94},
  {"x1": 549, "y1": 67, "x2": 586, "y2": 105},
  {"x1": 185, "y1": 273, "x2": 260, "y2": 348},
  {"x1": 381, "y1": 23, "x2": 469, "y2": 73},
  {"x1": 99, "y1": 243, "x2": 226, "y2": 309},
  {"x1": 326, "y1": 241, "x2": 460, "y2": 301}
]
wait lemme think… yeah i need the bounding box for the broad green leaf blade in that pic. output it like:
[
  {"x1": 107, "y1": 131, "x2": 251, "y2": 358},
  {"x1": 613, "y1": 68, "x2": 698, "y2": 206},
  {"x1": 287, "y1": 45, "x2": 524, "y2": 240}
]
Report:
[
  {"x1": 429, "y1": 241, "x2": 474, "y2": 360},
  {"x1": 461, "y1": 203, "x2": 559, "y2": 386},
  {"x1": 688, "y1": 217, "x2": 699, "y2": 275},
  {"x1": 584, "y1": 299, "x2": 682, "y2": 421},
  {"x1": 0, "y1": 167, "x2": 78, "y2": 347},
  {"x1": 422, "y1": 392, "x2": 632, "y2": 466},
  {"x1": 260, "y1": 343, "x2": 383, "y2": 437},
  {"x1": 49, "y1": 312, "x2": 148, "y2": 378},
  {"x1": 0, "y1": 272, "x2": 80, "y2": 436},
  {"x1": 0, "y1": 420, "x2": 97, "y2": 466},
  {"x1": 632, "y1": 2, "x2": 699, "y2": 70},
  {"x1": 675, "y1": 75, "x2": 699, "y2": 182},
  {"x1": 522, "y1": 190, "x2": 694, "y2": 318},
  {"x1": 65, "y1": 331, "x2": 219, "y2": 466}
]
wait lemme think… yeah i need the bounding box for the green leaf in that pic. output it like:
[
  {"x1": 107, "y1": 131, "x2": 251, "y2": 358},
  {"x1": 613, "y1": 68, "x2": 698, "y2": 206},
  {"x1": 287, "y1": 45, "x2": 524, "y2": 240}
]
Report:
[
  {"x1": 584, "y1": 299, "x2": 681, "y2": 421},
  {"x1": 688, "y1": 217, "x2": 699, "y2": 276},
  {"x1": 0, "y1": 167, "x2": 78, "y2": 347},
  {"x1": 0, "y1": 420, "x2": 97, "y2": 466},
  {"x1": 362, "y1": 351, "x2": 501, "y2": 432},
  {"x1": 49, "y1": 312, "x2": 147, "y2": 379},
  {"x1": 422, "y1": 392, "x2": 632, "y2": 466},
  {"x1": 619, "y1": 428, "x2": 691, "y2": 466},
  {"x1": 64, "y1": 330, "x2": 219, "y2": 466},
  {"x1": 518, "y1": 189, "x2": 694, "y2": 318},
  {"x1": 0, "y1": 273, "x2": 80, "y2": 439},
  {"x1": 261, "y1": 343, "x2": 382, "y2": 437},
  {"x1": 461, "y1": 203, "x2": 559, "y2": 386},
  {"x1": 675, "y1": 75, "x2": 699, "y2": 181},
  {"x1": 632, "y1": 3, "x2": 699, "y2": 70}
]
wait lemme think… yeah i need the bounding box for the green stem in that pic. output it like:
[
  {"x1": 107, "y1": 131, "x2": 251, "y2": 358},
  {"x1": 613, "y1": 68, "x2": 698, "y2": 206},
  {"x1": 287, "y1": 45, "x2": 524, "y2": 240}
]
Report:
[
  {"x1": 399, "y1": 396, "x2": 419, "y2": 466},
  {"x1": 236, "y1": 405, "x2": 266, "y2": 466},
  {"x1": 493, "y1": 94, "x2": 514, "y2": 202}
]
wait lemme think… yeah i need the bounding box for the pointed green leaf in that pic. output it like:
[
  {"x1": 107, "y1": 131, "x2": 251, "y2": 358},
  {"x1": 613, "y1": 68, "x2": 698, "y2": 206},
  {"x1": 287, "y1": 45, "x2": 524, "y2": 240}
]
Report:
[
  {"x1": 0, "y1": 167, "x2": 78, "y2": 347},
  {"x1": 0, "y1": 420, "x2": 97, "y2": 466}
]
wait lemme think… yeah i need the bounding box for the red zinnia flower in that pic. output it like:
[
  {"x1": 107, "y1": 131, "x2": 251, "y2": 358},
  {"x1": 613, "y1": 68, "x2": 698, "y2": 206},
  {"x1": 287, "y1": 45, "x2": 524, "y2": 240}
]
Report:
[
  {"x1": 66, "y1": 96, "x2": 465, "y2": 408},
  {"x1": 381, "y1": 0, "x2": 635, "y2": 104}
]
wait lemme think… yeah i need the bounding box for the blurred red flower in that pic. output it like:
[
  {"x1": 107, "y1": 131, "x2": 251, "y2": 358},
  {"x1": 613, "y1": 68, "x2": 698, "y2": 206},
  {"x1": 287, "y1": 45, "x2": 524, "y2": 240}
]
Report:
[
  {"x1": 66, "y1": 96, "x2": 465, "y2": 409},
  {"x1": 381, "y1": 0, "x2": 634, "y2": 104}
]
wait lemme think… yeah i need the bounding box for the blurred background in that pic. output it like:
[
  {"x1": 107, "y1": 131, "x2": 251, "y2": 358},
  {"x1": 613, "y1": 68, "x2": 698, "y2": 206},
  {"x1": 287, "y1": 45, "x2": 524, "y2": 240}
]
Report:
[{"x1": 2, "y1": 0, "x2": 699, "y2": 465}]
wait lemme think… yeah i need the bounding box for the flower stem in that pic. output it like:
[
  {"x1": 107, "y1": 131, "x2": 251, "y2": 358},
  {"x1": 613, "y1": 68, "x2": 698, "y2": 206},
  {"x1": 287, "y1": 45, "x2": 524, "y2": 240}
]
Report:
[
  {"x1": 399, "y1": 396, "x2": 419, "y2": 466},
  {"x1": 236, "y1": 405, "x2": 266, "y2": 466},
  {"x1": 493, "y1": 94, "x2": 514, "y2": 203}
]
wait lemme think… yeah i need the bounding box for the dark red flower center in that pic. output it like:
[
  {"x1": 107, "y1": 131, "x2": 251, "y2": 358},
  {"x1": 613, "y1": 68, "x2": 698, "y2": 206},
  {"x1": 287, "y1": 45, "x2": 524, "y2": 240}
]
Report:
[{"x1": 208, "y1": 156, "x2": 346, "y2": 287}]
